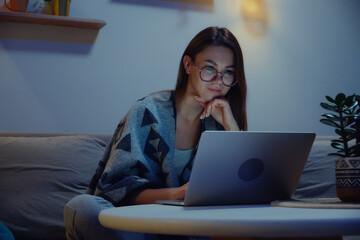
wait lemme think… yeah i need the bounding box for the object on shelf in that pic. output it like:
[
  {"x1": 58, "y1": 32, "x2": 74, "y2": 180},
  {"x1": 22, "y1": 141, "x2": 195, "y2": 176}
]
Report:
[
  {"x1": 52, "y1": 0, "x2": 69, "y2": 16},
  {"x1": 4, "y1": 0, "x2": 29, "y2": 12},
  {"x1": 41, "y1": 0, "x2": 52, "y2": 14}
]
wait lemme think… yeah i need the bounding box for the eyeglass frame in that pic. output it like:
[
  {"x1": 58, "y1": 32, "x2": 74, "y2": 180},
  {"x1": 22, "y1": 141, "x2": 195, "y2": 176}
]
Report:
[{"x1": 193, "y1": 62, "x2": 237, "y2": 87}]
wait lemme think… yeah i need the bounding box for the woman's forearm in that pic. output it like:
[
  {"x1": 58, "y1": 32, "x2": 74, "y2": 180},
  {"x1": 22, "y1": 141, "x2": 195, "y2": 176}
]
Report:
[
  {"x1": 224, "y1": 120, "x2": 240, "y2": 131},
  {"x1": 134, "y1": 183, "x2": 188, "y2": 205}
]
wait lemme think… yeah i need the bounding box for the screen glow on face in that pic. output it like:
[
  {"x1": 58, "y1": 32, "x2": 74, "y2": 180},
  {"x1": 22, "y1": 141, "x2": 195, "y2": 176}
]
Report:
[{"x1": 195, "y1": 64, "x2": 236, "y2": 87}]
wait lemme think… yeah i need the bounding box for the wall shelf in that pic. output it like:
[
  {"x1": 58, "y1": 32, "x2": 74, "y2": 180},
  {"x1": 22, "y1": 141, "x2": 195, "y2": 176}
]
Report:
[{"x1": 0, "y1": 11, "x2": 106, "y2": 29}]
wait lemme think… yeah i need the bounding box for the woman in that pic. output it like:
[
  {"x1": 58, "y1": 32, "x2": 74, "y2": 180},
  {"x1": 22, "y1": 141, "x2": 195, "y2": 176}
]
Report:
[{"x1": 64, "y1": 26, "x2": 247, "y2": 240}]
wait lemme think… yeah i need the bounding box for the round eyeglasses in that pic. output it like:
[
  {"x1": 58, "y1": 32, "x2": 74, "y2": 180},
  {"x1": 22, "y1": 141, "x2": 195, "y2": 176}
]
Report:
[{"x1": 194, "y1": 64, "x2": 237, "y2": 87}]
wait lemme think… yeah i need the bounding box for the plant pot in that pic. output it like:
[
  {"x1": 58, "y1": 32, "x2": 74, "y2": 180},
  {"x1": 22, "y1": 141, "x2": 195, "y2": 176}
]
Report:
[{"x1": 335, "y1": 157, "x2": 360, "y2": 202}]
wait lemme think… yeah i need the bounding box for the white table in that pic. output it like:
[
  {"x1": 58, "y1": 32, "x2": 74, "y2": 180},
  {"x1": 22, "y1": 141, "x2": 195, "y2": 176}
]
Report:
[{"x1": 99, "y1": 204, "x2": 360, "y2": 238}]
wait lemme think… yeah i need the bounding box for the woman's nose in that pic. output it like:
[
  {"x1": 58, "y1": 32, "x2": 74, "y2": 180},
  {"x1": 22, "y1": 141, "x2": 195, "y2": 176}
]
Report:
[
  {"x1": 213, "y1": 72, "x2": 223, "y2": 82},
  {"x1": 211, "y1": 73, "x2": 223, "y2": 86}
]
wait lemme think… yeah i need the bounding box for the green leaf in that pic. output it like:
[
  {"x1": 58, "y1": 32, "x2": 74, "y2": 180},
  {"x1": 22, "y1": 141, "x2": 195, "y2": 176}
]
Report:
[
  {"x1": 331, "y1": 142, "x2": 344, "y2": 150},
  {"x1": 344, "y1": 100, "x2": 358, "y2": 111},
  {"x1": 345, "y1": 114, "x2": 359, "y2": 118},
  {"x1": 344, "y1": 128, "x2": 356, "y2": 134},
  {"x1": 320, "y1": 119, "x2": 340, "y2": 128},
  {"x1": 331, "y1": 139, "x2": 344, "y2": 144},
  {"x1": 321, "y1": 113, "x2": 339, "y2": 120},
  {"x1": 326, "y1": 96, "x2": 336, "y2": 103},
  {"x1": 335, "y1": 129, "x2": 345, "y2": 137},
  {"x1": 335, "y1": 93, "x2": 346, "y2": 105},
  {"x1": 344, "y1": 95, "x2": 355, "y2": 106},
  {"x1": 320, "y1": 102, "x2": 337, "y2": 112},
  {"x1": 335, "y1": 129, "x2": 355, "y2": 142}
]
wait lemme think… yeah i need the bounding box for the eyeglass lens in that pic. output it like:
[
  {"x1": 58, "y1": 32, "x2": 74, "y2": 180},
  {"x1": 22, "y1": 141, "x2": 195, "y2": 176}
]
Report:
[{"x1": 200, "y1": 66, "x2": 235, "y2": 87}]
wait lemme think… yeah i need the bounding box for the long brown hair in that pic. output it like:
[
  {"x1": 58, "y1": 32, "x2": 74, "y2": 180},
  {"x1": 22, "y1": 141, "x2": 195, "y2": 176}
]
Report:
[{"x1": 175, "y1": 26, "x2": 247, "y2": 130}]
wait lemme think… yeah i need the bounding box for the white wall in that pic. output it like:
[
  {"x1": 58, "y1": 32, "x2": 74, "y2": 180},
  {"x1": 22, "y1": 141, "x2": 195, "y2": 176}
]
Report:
[{"x1": 0, "y1": 0, "x2": 359, "y2": 135}]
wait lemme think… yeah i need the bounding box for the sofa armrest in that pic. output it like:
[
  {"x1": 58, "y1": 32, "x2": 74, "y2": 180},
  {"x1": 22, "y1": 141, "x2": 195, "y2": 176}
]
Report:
[{"x1": 0, "y1": 134, "x2": 107, "y2": 240}]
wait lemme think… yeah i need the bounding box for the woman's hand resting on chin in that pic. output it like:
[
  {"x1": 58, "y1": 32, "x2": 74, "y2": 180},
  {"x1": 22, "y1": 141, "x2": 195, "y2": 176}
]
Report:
[{"x1": 194, "y1": 96, "x2": 239, "y2": 131}]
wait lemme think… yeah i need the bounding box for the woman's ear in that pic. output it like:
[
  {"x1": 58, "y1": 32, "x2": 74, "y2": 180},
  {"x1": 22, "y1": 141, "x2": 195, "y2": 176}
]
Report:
[{"x1": 183, "y1": 55, "x2": 192, "y2": 74}]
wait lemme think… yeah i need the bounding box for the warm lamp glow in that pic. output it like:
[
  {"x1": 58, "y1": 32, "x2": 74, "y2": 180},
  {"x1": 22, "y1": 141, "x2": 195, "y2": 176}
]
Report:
[
  {"x1": 241, "y1": 0, "x2": 268, "y2": 36},
  {"x1": 244, "y1": 0, "x2": 261, "y2": 15}
]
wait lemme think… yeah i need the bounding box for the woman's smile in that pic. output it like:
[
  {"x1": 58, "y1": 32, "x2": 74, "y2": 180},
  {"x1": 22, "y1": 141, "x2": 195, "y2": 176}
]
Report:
[{"x1": 208, "y1": 87, "x2": 222, "y2": 94}]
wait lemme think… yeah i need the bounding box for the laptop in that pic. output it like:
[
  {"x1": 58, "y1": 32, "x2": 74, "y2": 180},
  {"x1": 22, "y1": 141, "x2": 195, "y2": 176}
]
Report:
[{"x1": 156, "y1": 131, "x2": 316, "y2": 206}]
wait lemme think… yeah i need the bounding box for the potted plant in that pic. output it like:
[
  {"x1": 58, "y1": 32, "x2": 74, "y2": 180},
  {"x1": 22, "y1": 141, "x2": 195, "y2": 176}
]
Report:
[{"x1": 320, "y1": 93, "x2": 360, "y2": 202}]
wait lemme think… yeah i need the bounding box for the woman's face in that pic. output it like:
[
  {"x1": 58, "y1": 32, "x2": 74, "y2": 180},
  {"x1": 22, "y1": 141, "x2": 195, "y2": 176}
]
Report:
[{"x1": 184, "y1": 45, "x2": 234, "y2": 102}]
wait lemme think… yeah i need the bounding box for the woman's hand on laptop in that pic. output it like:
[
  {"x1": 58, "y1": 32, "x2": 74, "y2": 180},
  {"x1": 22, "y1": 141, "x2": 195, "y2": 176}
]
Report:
[
  {"x1": 166, "y1": 182, "x2": 188, "y2": 201},
  {"x1": 194, "y1": 96, "x2": 239, "y2": 131},
  {"x1": 176, "y1": 182, "x2": 189, "y2": 199},
  {"x1": 134, "y1": 182, "x2": 189, "y2": 204}
]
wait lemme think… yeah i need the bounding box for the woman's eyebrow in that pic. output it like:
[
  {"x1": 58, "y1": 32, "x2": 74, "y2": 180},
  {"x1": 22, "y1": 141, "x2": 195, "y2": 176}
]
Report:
[{"x1": 204, "y1": 59, "x2": 235, "y2": 68}]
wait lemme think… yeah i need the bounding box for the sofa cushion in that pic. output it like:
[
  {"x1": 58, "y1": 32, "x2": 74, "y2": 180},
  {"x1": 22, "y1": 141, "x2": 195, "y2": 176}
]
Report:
[
  {"x1": 0, "y1": 135, "x2": 106, "y2": 240},
  {"x1": 294, "y1": 136, "x2": 337, "y2": 199}
]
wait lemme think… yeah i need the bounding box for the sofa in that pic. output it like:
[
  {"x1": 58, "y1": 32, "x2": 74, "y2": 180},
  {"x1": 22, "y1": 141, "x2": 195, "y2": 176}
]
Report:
[{"x1": 0, "y1": 132, "x2": 336, "y2": 240}]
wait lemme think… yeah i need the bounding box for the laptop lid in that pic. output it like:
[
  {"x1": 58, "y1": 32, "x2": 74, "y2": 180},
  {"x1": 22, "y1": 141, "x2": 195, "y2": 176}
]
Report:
[{"x1": 183, "y1": 131, "x2": 316, "y2": 206}]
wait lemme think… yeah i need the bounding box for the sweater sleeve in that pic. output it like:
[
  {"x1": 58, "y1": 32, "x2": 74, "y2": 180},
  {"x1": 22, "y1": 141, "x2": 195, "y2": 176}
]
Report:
[{"x1": 90, "y1": 98, "x2": 172, "y2": 206}]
